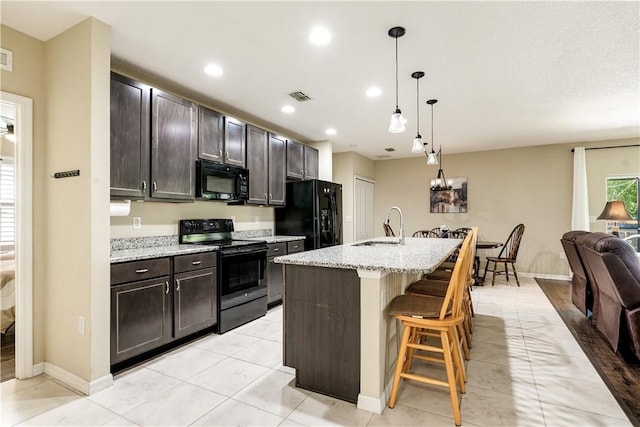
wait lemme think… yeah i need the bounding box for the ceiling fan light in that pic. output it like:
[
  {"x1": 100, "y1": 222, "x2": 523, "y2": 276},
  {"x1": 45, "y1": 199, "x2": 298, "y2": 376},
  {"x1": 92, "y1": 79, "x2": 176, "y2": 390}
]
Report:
[{"x1": 389, "y1": 110, "x2": 406, "y2": 133}]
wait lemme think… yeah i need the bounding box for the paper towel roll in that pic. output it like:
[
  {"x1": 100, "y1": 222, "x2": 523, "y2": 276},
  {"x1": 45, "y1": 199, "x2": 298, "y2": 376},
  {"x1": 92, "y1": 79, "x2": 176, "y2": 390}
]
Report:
[{"x1": 110, "y1": 200, "x2": 131, "y2": 217}]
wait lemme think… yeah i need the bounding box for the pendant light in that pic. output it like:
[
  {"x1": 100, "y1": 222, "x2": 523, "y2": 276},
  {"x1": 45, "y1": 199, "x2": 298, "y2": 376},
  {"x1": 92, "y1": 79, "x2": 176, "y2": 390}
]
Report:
[
  {"x1": 388, "y1": 26, "x2": 406, "y2": 133},
  {"x1": 426, "y1": 99, "x2": 439, "y2": 165},
  {"x1": 430, "y1": 145, "x2": 452, "y2": 191},
  {"x1": 411, "y1": 71, "x2": 425, "y2": 153}
]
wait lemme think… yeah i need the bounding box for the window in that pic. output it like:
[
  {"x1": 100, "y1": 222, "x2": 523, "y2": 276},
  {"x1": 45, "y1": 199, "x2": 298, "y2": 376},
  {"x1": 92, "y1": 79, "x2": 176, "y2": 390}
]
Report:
[
  {"x1": 606, "y1": 176, "x2": 639, "y2": 249},
  {"x1": 0, "y1": 157, "x2": 15, "y2": 247}
]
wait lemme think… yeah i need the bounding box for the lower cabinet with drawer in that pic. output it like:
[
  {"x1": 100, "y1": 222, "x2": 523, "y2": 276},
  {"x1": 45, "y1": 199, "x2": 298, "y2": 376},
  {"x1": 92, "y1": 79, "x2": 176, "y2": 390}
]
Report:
[
  {"x1": 110, "y1": 251, "x2": 217, "y2": 367},
  {"x1": 110, "y1": 258, "x2": 172, "y2": 365},
  {"x1": 266, "y1": 239, "x2": 304, "y2": 306}
]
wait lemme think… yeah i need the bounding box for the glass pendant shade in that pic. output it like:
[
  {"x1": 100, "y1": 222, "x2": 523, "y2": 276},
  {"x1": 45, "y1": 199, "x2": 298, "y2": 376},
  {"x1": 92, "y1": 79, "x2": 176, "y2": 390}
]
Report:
[
  {"x1": 412, "y1": 135, "x2": 424, "y2": 153},
  {"x1": 426, "y1": 150, "x2": 438, "y2": 165},
  {"x1": 389, "y1": 109, "x2": 406, "y2": 133}
]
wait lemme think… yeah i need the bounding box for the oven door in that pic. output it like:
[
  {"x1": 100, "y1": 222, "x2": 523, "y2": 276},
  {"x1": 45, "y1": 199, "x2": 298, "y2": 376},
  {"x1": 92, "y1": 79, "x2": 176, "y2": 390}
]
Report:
[{"x1": 218, "y1": 247, "x2": 267, "y2": 310}]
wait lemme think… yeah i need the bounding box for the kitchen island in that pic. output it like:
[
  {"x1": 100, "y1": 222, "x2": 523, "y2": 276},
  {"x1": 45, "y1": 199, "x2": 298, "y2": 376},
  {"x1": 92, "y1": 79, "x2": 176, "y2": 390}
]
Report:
[{"x1": 274, "y1": 236, "x2": 461, "y2": 414}]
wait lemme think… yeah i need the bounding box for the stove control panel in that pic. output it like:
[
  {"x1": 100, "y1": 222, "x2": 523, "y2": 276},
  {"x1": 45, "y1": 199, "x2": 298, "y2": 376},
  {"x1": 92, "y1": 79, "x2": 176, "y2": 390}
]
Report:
[{"x1": 180, "y1": 218, "x2": 234, "y2": 236}]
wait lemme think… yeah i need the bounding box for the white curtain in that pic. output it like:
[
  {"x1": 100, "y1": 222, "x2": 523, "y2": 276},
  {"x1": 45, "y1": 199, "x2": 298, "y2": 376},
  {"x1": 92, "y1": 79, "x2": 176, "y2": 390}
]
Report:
[{"x1": 571, "y1": 147, "x2": 590, "y2": 231}]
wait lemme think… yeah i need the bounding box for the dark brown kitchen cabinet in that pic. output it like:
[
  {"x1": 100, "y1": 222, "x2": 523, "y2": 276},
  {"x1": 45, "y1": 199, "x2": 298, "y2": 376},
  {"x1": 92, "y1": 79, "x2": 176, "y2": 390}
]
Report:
[
  {"x1": 173, "y1": 252, "x2": 217, "y2": 338},
  {"x1": 246, "y1": 125, "x2": 269, "y2": 205},
  {"x1": 223, "y1": 116, "x2": 246, "y2": 168},
  {"x1": 151, "y1": 89, "x2": 197, "y2": 201},
  {"x1": 197, "y1": 105, "x2": 224, "y2": 163},
  {"x1": 286, "y1": 140, "x2": 319, "y2": 181},
  {"x1": 268, "y1": 134, "x2": 286, "y2": 206},
  {"x1": 110, "y1": 258, "x2": 172, "y2": 365},
  {"x1": 286, "y1": 140, "x2": 305, "y2": 180},
  {"x1": 303, "y1": 145, "x2": 319, "y2": 180},
  {"x1": 266, "y1": 239, "x2": 304, "y2": 305},
  {"x1": 110, "y1": 72, "x2": 150, "y2": 199}
]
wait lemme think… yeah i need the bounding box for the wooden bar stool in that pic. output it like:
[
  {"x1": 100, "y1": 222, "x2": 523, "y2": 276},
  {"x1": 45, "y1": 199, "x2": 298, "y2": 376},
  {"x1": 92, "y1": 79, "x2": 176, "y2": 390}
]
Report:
[{"x1": 388, "y1": 232, "x2": 474, "y2": 427}]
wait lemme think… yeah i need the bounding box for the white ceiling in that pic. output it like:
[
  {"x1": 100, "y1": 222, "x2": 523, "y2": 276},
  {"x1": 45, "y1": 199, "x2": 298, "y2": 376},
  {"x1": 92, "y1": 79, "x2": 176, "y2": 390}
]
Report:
[{"x1": 2, "y1": 1, "x2": 639, "y2": 160}]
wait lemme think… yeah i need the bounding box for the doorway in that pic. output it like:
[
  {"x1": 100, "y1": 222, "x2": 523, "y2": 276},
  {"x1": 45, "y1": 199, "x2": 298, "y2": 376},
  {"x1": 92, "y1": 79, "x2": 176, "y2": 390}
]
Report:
[
  {"x1": 354, "y1": 176, "x2": 375, "y2": 241},
  {"x1": 0, "y1": 91, "x2": 33, "y2": 381}
]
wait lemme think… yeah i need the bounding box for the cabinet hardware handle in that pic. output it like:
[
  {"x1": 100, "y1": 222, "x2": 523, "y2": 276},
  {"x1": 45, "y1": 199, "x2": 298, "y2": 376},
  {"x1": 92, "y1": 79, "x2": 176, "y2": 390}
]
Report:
[
  {"x1": 142, "y1": 181, "x2": 147, "y2": 191},
  {"x1": 264, "y1": 193, "x2": 267, "y2": 200},
  {"x1": 218, "y1": 149, "x2": 222, "y2": 157},
  {"x1": 225, "y1": 151, "x2": 229, "y2": 159},
  {"x1": 273, "y1": 248, "x2": 279, "y2": 252},
  {"x1": 269, "y1": 194, "x2": 272, "y2": 199},
  {"x1": 176, "y1": 279, "x2": 181, "y2": 291},
  {"x1": 152, "y1": 181, "x2": 157, "y2": 192},
  {"x1": 135, "y1": 268, "x2": 149, "y2": 274},
  {"x1": 192, "y1": 260, "x2": 202, "y2": 265},
  {"x1": 165, "y1": 281, "x2": 170, "y2": 294}
]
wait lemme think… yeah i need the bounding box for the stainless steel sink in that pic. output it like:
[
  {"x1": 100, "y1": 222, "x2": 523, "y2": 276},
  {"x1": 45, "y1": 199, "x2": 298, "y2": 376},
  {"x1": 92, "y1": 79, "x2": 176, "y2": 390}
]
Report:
[{"x1": 352, "y1": 240, "x2": 400, "y2": 247}]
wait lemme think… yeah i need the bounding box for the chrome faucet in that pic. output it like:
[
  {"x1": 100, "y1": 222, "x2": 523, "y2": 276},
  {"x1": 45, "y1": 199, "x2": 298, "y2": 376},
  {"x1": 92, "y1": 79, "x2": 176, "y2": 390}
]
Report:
[{"x1": 384, "y1": 206, "x2": 405, "y2": 245}]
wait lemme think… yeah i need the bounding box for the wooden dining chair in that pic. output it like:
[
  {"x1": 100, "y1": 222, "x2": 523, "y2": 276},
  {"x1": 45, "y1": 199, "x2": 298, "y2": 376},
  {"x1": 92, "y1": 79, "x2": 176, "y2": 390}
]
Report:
[
  {"x1": 383, "y1": 223, "x2": 395, "y2": 237},
  {"x1": 482, "y1": 223, "x2": 525, "y2": 286},
  {"x1": 388, "y1": 231, "x2": 474, "y2": 427},
  {"x1": 412, "y1": 230, "x2": 431, "y2": 238}
]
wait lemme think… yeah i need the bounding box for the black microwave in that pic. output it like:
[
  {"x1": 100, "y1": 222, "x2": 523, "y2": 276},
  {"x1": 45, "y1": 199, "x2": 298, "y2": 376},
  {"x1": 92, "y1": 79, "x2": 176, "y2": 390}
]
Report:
[{"x1": 196, "y1": 160, "x2": 249, "y2": 201}]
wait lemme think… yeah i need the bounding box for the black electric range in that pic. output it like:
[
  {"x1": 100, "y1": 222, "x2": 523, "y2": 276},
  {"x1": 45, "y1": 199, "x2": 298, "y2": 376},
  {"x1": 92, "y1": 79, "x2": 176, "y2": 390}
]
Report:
[{"x1": 179, "y1": 219, "x2": 268, "y2": 333}]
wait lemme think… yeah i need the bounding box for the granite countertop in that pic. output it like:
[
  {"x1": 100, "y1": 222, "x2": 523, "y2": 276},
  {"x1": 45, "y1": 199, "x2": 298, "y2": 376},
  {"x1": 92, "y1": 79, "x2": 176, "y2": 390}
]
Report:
[
  {"x1": 274, "y1": 237, "x2": 462, "y2": 274},
  {"x1": 246, "y1": 235, "x2": 306, "y2": 244},
  {"x1": 111, "y1": 244, "x2": 218, "y2": 264}
]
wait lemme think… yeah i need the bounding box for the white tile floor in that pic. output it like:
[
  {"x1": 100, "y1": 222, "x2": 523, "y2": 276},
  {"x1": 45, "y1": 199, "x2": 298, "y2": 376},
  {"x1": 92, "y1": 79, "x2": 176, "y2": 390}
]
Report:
[{"x1": 1, "y1": 276, "x2": 633, "y2": 426}]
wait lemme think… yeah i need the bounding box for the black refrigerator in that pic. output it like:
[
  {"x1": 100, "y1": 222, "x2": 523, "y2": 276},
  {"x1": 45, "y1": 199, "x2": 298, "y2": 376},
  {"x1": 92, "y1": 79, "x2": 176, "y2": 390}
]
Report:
[{"x1": 275, "y1": 180, "x2": 343, "y2": 251}]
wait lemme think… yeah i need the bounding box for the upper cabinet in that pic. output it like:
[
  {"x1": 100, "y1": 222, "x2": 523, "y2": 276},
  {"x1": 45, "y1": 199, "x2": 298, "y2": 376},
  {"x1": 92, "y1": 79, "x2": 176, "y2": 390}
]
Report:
[
  {"x1": 197, "y1": 106, "x2": 224, "y2": 163},
  {"x1": 303, "y1": 145, "x2": 319, "y2": 180},
  {"x1": 224, "y1": 117, "x2": 246, "y2": 168},
  {"x1": 151, "y1": 89, "x2": 197, "y2": 201},
  {"x1": 110, "y1": 72, "x2": 150, "y2": 199},
  {"x1": 198, "y1": 107, "x2": 246, "y2": 168},
  {"x1": 246, "y1": 126, "x2": 286, "y2": 206},
  {"x1": 286, "y1": 140, "x2": 318, "y2": 181},
  {"x1": 246, "y1": 125, "x2": 269, "y2": 205}
]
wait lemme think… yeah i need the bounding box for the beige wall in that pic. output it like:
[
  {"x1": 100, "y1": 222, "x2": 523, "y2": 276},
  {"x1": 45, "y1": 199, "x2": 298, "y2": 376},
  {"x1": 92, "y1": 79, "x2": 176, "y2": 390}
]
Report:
[
  {"x1": 1, "y1": 25, "x2": 46, "y2": 364},
  {"x1": 333, "y1": 152, "x2": 375, "y2": 243},
  {"x1": 374, "y1": 138, "x2": 639, "y2": 277},
  {"x1": 44, "y1": 18, "x2": 111, "y2": 382}
]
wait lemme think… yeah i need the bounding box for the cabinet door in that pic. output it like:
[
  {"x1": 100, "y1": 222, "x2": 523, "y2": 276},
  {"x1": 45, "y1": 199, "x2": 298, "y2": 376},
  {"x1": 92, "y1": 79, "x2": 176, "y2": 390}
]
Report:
[
  {"x1": 224, "y1": 117, "x2": 246, "y2": 168},
  {"x1": 267, "y1": 256, "x2": 283, "y2": 304},
  {"x1": 110, "y1": 73, "x2": 150, "y2": 199},
  {"x1": 198, "y1": 106, "x2": 224, "y2": 162},
  {"x1": 110, "y1": 276, "x2": 172, "y2": 364},
  {"x1": 151, "y1": 89, "x2": 197, "y2": 201},
  {"x1": 246, "y1": 125, "x2": 268, "y2": 205},
  {"x1": 268, "y1": 134, "x2": 286, "y2": 206},
  {"x1": 304, "y1": 146, "x2": 319, "y2": 180},
  {"x1": 174, "y1": 268, "x2": 217, "y2": 338},
  {"x1": 286, "y1": 140, "x2": 304, "y2": 180}
]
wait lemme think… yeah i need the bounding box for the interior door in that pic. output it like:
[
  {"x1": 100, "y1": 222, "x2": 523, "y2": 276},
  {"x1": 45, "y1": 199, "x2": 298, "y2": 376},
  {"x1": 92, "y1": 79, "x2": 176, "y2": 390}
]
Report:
[{"x1": 354, "y1": 177, "x2": 375, "y2": 241}]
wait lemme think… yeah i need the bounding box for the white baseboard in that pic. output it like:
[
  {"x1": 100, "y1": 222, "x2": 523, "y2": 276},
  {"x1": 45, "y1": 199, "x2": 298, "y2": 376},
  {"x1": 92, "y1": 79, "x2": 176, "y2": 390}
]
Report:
[
  {"x1": 521, "y1": 272, "x2": 571, "y2": 281},
  {"x1": 357, "y1": 392, "x2": 385, "y2": 414},
  {"x1": 43, "y1": 362, "x2": 113, "y2": 395}
]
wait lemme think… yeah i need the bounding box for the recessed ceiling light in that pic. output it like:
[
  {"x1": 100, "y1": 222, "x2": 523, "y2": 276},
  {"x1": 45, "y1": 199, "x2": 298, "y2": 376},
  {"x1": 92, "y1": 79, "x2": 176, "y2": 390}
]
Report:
[
  {"x1": 366, "y1": 86, "x2": 382, "y2": 97},
  {"x1": 325, "y1": 128, "x2": 336, "y2": 135},
  {"x1": 309, "y1": 26, "x2": 331, "y2": 45},
  {"x1": 204, "y1": 64, "x2": 223, "y2": 77},
  {"x1": 281, "y1": 105, "x2": 295, "y2": 113}
]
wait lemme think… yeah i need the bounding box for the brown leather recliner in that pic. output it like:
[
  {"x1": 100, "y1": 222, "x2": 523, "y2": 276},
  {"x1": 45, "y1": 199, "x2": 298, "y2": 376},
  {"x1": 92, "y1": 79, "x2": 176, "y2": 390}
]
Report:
[
  {"x1": 560, "y1": 231, "x2": 590, "y2": 315},
  {"x1": 581, "y1": 236, "x2": 640, "y2": 361},
  {"x1": 575, "y1": 232, "x2": 613, "y2": 324}
]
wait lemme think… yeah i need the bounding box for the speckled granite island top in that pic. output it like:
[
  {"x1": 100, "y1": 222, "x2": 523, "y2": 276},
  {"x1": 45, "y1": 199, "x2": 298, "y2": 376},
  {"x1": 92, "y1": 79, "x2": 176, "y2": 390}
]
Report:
[
  {"x1": 110, "y1": 244, "x2": 218, "y2": 264},
  {"x1": 274, "y1": 237, "x2": 462, "y2": 274}
]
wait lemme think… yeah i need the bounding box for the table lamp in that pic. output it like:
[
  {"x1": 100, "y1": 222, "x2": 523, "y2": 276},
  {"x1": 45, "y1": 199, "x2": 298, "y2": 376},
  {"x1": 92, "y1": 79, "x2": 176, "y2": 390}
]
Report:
[{"x1": 596, "y1": 200, "x2": 633, "y2": 236}]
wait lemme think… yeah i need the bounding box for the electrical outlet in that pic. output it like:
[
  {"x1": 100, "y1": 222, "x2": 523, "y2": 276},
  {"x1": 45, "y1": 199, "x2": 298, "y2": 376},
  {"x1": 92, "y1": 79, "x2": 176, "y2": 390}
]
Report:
[
  {"x1": 559, "y1": 251, "x2": 566, "y2": 260},
  {"x1": 133, "y1": 217, "x2": 141, "y2": 229}
]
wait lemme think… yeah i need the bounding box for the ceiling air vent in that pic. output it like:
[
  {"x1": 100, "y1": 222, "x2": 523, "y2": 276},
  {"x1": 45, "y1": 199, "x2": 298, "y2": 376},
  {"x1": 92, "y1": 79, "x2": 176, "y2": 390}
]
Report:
[
  {"x1": 289, "y1": 91, "x2": 311, "y2": 102},
  {"x1": 1, "y1": 48, "x2": 13, "y2": 72},
  {"x1": 384, "y1": 147, "x2": 396, "y2": 152},
  {"x1": 376, "y1": 155, "x2": 393, "y2": 159}
]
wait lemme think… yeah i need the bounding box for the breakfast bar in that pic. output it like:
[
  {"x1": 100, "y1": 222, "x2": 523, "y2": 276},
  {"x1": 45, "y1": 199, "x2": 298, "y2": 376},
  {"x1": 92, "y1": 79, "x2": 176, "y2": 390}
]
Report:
[{"x1": 274, "y1": 236, "x2": 461, "y2": 413}]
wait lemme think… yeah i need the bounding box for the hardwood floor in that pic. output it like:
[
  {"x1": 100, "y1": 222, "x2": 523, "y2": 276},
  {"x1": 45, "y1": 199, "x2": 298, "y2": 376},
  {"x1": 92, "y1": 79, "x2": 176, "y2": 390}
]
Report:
[
  {"x1": 1, "y1": 323, "x2": 15, "y2": 382},
  {"x1": 536, "y1": 278, "x2": 640, "y2": 427}
]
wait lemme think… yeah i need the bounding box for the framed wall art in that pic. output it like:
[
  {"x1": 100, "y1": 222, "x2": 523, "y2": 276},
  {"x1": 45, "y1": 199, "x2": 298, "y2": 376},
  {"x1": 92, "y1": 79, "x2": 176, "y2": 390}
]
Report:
[{"x1": 430, "y1": 177, "x2": 467, "y2": 213}]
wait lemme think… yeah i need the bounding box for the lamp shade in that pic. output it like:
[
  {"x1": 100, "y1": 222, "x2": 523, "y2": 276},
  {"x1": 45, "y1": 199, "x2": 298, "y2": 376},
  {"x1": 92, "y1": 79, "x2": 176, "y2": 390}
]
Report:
[
  {"x1": 389, "y1": 110, "x2": 406, "y2": 133},
  {"x1": 411, "y1": 135, "x2": 424, "y2": 153},
  {"x1": 596, "y1": 200, "x2": 633, "y2": 221}
]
